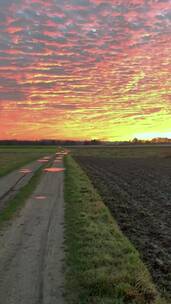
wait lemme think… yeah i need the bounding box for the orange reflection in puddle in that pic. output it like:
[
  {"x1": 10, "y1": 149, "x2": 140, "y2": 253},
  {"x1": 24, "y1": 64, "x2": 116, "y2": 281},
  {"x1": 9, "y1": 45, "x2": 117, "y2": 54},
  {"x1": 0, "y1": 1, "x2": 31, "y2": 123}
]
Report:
[
  {"x1": 20, "y1": 169, "x2": 32, "y2": 174},
  {"x1": 44, "y1": 167, "x2": 65, "y2": 173},
  {"x1": 34, "y1": 195, "x2": 47, "y2": 200},
  {"x1": 38, "y1": 159, "x2": 49, "y2": 163}
]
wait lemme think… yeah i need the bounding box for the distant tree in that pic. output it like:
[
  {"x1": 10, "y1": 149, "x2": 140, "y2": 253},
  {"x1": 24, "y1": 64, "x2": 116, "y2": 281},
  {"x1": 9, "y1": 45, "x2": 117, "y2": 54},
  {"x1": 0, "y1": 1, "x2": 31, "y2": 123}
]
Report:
[
  {"x1": 91, "y1": 139, "x2": 102, "y2": 145},
  {"x1": 132, "y1": 137, "x2": 143, "y2": 144}
]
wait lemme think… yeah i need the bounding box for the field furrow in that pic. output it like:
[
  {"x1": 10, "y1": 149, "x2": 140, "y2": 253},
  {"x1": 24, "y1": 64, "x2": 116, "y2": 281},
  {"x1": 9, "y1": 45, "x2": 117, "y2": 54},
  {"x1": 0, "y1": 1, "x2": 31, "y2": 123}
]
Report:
[{"x1": 75, "y1": 155, "x2": 171, "y2": 299}]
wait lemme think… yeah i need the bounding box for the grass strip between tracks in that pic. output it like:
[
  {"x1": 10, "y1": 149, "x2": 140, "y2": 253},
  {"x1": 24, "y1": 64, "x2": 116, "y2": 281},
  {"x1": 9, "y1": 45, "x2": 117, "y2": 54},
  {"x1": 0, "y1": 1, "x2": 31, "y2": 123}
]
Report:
[
  {"x1": 0, "y1": 162, "x2": 47, "y2": 226},
  {"x1": 64, "y1": 156, "x2": 167, "y2": 304}
]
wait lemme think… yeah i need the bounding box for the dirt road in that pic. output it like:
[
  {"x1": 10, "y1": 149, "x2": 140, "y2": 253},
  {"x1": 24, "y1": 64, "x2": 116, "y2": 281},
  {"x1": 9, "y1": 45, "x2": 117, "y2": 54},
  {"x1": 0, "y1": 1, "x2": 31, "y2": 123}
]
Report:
[
  {"x1": 0, "y1": 161, "x2": 65, "y2": 304},
  {"x1": 0, "y1": 158, "x2": 49, "y2": 212}
]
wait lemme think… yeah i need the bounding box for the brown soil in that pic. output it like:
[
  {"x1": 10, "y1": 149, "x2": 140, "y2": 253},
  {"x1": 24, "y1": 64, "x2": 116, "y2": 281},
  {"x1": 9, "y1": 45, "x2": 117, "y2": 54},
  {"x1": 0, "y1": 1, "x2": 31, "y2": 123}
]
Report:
[{"x1": 75, "y1": 156, "x2": 171, "y2": 298}]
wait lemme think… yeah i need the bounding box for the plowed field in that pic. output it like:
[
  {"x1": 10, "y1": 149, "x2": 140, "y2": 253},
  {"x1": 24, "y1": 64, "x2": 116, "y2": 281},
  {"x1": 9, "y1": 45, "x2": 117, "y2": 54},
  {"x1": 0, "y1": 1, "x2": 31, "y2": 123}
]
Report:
[{"x1": 75, "y1": 155, "x2": 171, "y2": 298}]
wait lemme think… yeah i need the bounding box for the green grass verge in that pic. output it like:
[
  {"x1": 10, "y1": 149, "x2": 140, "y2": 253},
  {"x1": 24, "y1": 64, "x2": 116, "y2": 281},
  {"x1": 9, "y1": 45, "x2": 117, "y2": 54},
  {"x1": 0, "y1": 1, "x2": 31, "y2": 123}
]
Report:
[
  {"x1": 0, "y1": 145, "x2": 57, "y2": 152},
  {"x1": 0, "y1": 153, "x2": 41, "y2": 177},
  {"x1": 0, "y1": 145, "x2": 56, "y2": 177},
  {"x1": 0, "y1": 165, "x2": 43, "y2": 225},
  {"x1": 64, "y1": 156, "x2": 167, "y2": 304}
]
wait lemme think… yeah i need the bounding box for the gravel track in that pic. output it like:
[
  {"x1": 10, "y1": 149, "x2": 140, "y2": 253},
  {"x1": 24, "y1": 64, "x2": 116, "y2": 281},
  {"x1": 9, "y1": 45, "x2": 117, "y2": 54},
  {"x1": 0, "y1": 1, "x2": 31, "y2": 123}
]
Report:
[
  {"x1": 0, "y1": 159, "x2": 46, "y2": 211},
  {"x1": 0, "y1": 161, "x2": 65, "y2": 304}
]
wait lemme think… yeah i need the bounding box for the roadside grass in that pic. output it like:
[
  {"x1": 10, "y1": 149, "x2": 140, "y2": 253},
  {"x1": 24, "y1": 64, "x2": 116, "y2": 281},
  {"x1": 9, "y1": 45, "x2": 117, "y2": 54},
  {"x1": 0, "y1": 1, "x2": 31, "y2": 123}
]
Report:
[
  {"x1": 64, "y1": 156, "x2": 167, "y2": 304},
  {"x1": 0, "y1": 145, "x2": 56, "y2": 177},
  {"x1": 0, "y1": 165, "x2": 43, "y2": 226},
  {"x1": 0, "y1": 145, "x2": 57, "y2": 152}
]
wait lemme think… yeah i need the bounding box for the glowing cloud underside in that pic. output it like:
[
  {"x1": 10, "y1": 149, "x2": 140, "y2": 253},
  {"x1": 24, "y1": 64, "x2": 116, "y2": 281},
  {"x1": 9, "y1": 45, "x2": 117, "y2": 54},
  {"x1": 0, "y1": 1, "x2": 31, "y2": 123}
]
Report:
[{"x1": 0, "y1": 0, "x2": 171, "y2": 141}]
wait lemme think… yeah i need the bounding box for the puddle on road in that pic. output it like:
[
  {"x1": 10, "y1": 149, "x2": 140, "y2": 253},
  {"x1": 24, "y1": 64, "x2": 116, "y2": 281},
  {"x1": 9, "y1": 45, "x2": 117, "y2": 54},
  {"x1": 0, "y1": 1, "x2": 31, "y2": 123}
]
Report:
[
  {"x1": 19, "y1": 168, "x2": 32, "y2": 174},
  {"x1": 44, "y1": 167, "x2": 65, "y2": 173},
  {"x1": 34, "y1": 195, "x2": 47, "y2": 200},
  {"x1": 56, "y1": 152, "x2": 68, "y2": 156},
  {"x1": 38, "y1": 159, "x2": 49, "y2": 163}
]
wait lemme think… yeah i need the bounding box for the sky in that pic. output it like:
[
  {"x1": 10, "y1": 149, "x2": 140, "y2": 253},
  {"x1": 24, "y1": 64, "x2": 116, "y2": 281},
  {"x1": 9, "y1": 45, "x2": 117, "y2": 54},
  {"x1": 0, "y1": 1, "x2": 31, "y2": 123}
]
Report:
[{"x1": 0, "y1": 0, "x2": 171, "y2": 141}]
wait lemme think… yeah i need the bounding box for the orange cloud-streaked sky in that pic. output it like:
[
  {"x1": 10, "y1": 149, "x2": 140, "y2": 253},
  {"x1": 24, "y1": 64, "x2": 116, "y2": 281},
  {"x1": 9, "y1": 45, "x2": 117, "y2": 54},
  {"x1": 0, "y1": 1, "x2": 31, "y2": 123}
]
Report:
[{"x1": 0, "y1": 0, "x2": 171, "y2": 141}]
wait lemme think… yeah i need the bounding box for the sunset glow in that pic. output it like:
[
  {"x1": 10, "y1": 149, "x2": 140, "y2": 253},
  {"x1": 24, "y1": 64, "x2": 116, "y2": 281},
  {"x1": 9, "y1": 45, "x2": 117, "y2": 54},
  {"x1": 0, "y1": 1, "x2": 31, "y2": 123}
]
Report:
[{"x1": 0, "y1": 0, "x2": 171, "y2": 141}]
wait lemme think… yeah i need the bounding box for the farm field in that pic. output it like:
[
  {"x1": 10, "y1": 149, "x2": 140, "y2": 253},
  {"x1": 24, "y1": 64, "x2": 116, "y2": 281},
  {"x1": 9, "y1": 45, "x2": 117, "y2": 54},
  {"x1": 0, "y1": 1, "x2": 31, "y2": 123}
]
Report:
[
  {"x1": 72, "y1": 145, "x2": 171, "y2": 158},
  {"x1": 0, "y1": 145, "x2": 56, "y2": 177},
  {"x1": 73, "y1": 146, "x2": 171, "y2": 300},
  {"x1": 64, "y1": 156, "x2": 167, "y2": 304}
]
